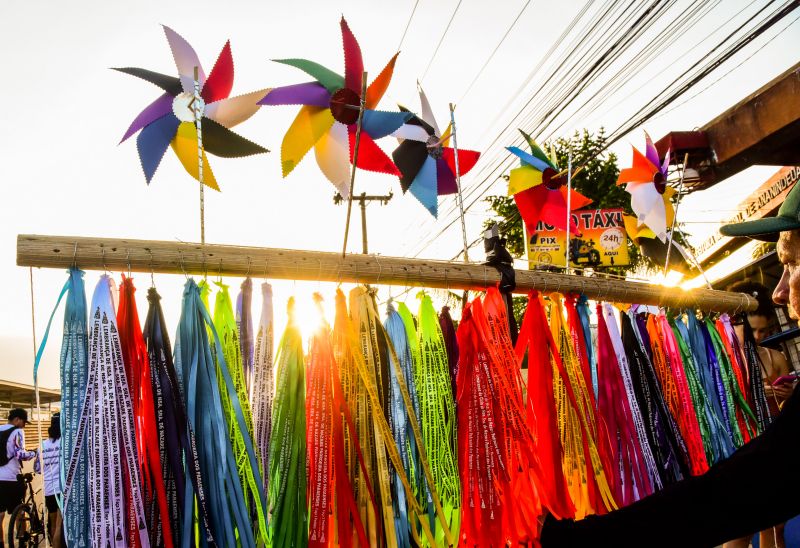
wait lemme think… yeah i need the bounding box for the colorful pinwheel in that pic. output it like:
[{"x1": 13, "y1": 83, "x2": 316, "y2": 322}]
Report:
[
  {"x1": 390, "y1": 86, "x2": 481, "y2": 217},
  {"x1": 258, "y1": 17, "x2": 412, "y2": 197},
  {"x1": 506, "y1": 130, "x2": 590, "y2": 234},
  {"x1": 115, "y1": 26, "x2": 269, "y2": 190},
  {"x1": 623, "y1": 216, "x2": 692, "y2": 273},
  {"x1": 617, "y1": 133, "x2": 675, "y2": 241}
]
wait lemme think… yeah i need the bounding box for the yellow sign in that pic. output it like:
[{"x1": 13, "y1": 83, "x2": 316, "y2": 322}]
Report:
[{"x1": 526, "y1": 208, "x2": 629, "y2": 268}]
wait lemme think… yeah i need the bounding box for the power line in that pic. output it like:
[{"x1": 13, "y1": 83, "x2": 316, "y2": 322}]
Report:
[
  {"x1": 457, "y1": 0, "x2": 534, "y2": 104},
  {"x1": 421, "y1": 0, "x2": 464, "y2": 82},
  {"x1": 397, "y1": 0, "x2": 421, "y2": 51}
]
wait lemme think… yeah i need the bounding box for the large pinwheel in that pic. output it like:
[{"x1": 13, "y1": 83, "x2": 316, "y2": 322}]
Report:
[
  {"x1": 390, "y1": 86, "x2": 480, "y2": 217},
  {"x1": 258, "y1": 17, "x2": 412, "y2": 197},
  {"x1": 506, "y1": 130, "x2": 590, "y2": 234},
  {"x1": 617, "y1": 133, "x2": 675, "y2": 241},
  {"x1": 115, "y1": 26, "x2": 269, "y2": 190}
]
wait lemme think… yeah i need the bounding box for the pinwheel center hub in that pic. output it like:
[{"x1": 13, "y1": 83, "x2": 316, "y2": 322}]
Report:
[
  {"x1": 653, "y1": 171, "x2": 666, "y2": 194},
  {"x1": 329, "y1": 88, "x2": 361, "y2": 125},
  {"x1": 172, "y1": 92, "x2": 205, "y2": 123},
  {"x1": 542, "y1": 167, "x2": 563, "y2": 190},
  {"x1": 426, "y1": 135, "x2": 444, "y2": 159}
]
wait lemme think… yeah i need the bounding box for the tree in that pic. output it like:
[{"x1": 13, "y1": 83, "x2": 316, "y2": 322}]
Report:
[{"x1": 484, "y1": 128, "x2": 645, "y2": 277}]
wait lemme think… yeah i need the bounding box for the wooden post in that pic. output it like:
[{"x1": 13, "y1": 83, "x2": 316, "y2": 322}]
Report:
[
  {"x1": 342, "y1": 72, "x2": 368, "y2": 257},
  {"x1": 17, "y1": 234, "x2": 756, "y2": 313}
]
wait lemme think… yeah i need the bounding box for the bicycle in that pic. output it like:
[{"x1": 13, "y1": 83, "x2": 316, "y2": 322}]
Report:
[{"x1": 7, "y1": 472, "x2": 46, "y2": 548}]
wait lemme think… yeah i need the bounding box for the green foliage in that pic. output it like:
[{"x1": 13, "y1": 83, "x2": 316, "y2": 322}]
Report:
[{"x1": 484, "y1": 128, "x2": 646, "y2": 276}]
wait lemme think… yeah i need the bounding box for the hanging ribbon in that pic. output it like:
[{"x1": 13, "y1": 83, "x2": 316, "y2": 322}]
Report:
[
  {"x1": 415, "y1": 292, "x2": 461, "y2": 546},
  {"x1": 307, "y1": 294, "x2": 334, "y2": 548},
  {"x1": 439, "y1": 305, "x2": 460, "y2": 408},
  {"x1": 546, "y1": 294, "x2": 616, "y2": 517},
  {"x1": 173, "y1": 278, "x2": 262, "y2": 547},
  {"x1": 211, "y1": 280, "x2": 267, "y2": 541},
  {"x1": 236, "y1": 277, "x2": 255, "y2": 398},
  {"x1": 269, "y1": 297, "x2": 308, "y2": 548},
  {"x1": 576, "y1": 296, "x2": 599, "y2": 401},
  {"x1": 144, "y1": 286, "x2": 213, "y2": 547},
  {"x1": 117, "y1": 276, "x2": 174, "y2": 547},
  {"x1": 514, "y1": 290, "x2": 574, "y2": 521},
  {"x1": 38, "y1": 268, "x2": 90, "y2": 547},
  {"x1": 623, "y1": 312, "x2": 688, "y2": 485},
  {"x1": 646, "y1": 313, "x2": 708, "y2": 475},
  {"x1": 595, "y1": 304, "x2": 655, "y2": 505},
  {"x1": 739, "y1": 315, "x2": 773, "y2": 432},
  {"x1": 64, "y1": 275, "x2": 150, "y2": 547},
  {"x1": 252, "y1": 282, "x2": 275, "y2": 489},
  {"x1": 385, "y1": 302, "x2": 422, "y2": 548}
]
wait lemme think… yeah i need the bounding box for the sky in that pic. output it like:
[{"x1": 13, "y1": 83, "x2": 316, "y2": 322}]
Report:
[{"x1": 1, "y1": 0, "x2": 798, "y2": 390}]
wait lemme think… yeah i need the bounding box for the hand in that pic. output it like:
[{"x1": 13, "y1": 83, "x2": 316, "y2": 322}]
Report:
[{"x1": 772, "y1": 382, "x2": 795, "y2": 401}]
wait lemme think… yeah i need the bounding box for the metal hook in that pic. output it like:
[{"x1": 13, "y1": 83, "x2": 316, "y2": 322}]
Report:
[
  {"x1": 217, "y1": 259, "x2": 223, "y2": 283},
  {"x1": 148, "y1": 250, "x2": 155, "y2": 288},
  {"x1": 245, "y1": 256, "x2": 252, "y2": 278},
  {"x1": 263, "y1": 257, "x2": 269, "y2": 281},
  {"x1": 178, "y1": 251, "x2": 188, "y2": 280},
  {"x1": 374, "y1": 255, "x2": 382, "y2": 286},
  {"x1": 317, "y1": 259, "x2": 323, "y2": 291},
  {"x1": 71, "y1": 242, "x2": 78, "y2": 269},
  {"x1": 101, "y1": 247, "x2": 107, "y2": 275},
  {"x1": 126, "y1": 249, "x2": 132, "y2": 279}
]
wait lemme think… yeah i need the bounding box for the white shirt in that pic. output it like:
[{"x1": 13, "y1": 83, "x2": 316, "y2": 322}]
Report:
[
  {"x1": 38, "y1": 438, "x2": 61, "y2": 496},
  {"x1": 0, "y1": 424, "x2": 36, "y2": 482}
]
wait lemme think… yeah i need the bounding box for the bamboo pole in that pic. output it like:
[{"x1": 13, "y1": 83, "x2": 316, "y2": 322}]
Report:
[{"x1": 17, "y1": 234, "x2": 756, "y2": 313}]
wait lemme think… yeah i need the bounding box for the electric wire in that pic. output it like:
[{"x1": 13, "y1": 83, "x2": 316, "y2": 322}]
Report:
[
  {"x1": 397, "y1": 0, "x2": 421, "y2": 52},
  {"x1": 420, "y1": 0, "x2": 464, "y2": 82}
]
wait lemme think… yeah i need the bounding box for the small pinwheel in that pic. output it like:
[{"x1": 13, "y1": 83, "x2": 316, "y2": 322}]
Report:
[
  {"x1": 617, "y1": 133, "x2": 675, "y2": 241},
  {"x1": 390, "y1": 86, "x2": 480, "y2": 217},
  {"x1": 506, "y1": 130, "x2": 590, "y2": 234},
  {"x1": 115, "y1": 26, "x2": 269, "y2": 190},
  {"x1": 258, "y1": 17, "x2": 412, "y2": 197}
]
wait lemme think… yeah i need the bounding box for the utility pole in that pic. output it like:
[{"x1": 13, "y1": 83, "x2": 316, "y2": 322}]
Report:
[{"x1": 334, "y1": 191, "x2": 393, "y2": 254}]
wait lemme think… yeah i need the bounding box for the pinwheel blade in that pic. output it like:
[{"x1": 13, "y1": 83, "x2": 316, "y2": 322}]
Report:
[
  {"x1": 365, "y1": 53, "x2": 398, "y2": 110},
  {"x1": 206, "y1": 88, "x2": 271, "y2": 128},
  {"x1": 436, "y1": 158, "x2": 457, "y2": 195},
  {"x1": 112, "y1": 67, "x2": 182, "y2": 96},
  {"x1": 628, "y1": 182, "x2": 667, "y2": 240},
  {"x1": 618, "y1": 146, "x2": 658, "y2": 185},
  {"x1": 442, "y1": 147, "x2": 480, "y2": 177},
  {"x1": 408, "y1": 156, "x2": 439, "y2": 216},
  {"x1": 507, "y1": 165, "x2": 543, "y2": 195},
  {"x1": 121, "y1": 92, "x2": 173, "y2": 143},
  {"x1": 392, "y1": 140, "x2": 429, "y2": 191},
  {"x1": 644, "y1": 132, "x2": 660, "y2": 170},
  {"x1": 519, "y1": 130, "x2": 555, "y2": 169},
  {"x1": 257, "y1": 82, "x2": 330, "y2": 107},
  {"x1": 361, "y1": 110, "x2": 412, "y2": 139},
  {"x1": 281, "y1": 106, "x2": 334, "y2": 177},
  {"x1": 391, "y1": 123, "x2": 431, "y2": 142},
  {"x1": 273, "y1": 59, "x2": 344, "y2": 94},
  {"x1": 170, "y1": 122, "x2": 219, "y2": 190},
  {"x1": 348, "y1": 125, "x2": 400, "y2": 175},
  {"x1": 417, "y1": 85, "x2": 441, "y2": 136},
  {"x1": 514, "y1": 186, "x2": 546, "y2": 234},
  {"x1": 163, "y1": 25, "x2": 206, "y2": 93},
  {"x1": 340, "y1": 17, "x2": 364, "y2": 93},
  {"x1": 136, "y1": 113, "x2": 180, "y2": 183},
  {"x1": 202, "y1": 40, "x2": 234, "y2": 104},
  {"x1": 314, "y1": 122, "x2": 351, "y2": 197},
  {"x1": 507, "y1": 146, "x2": 552, "y2": 173},
  {"x1": 202, "y1": 118, "x2": 268, "y2": 158}
]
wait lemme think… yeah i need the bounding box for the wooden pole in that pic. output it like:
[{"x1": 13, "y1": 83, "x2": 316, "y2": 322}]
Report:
[
  {"x1": 193, "y1": 66, "x2": 205, "y2": 246},
  {"x1": 17, "y1": 234, "x2": 756, "y2": 313},
  {"x1": 342, "y1": 72, "x2": 368, "y2": 257}
]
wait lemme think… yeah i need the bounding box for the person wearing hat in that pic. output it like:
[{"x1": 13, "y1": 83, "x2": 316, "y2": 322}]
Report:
[
  {"x1": 540, "y1": 182, "x2": 800, "y2": 547},
  {"x1": 0, "y1": 408, "x2": 37, "y2": 547}
]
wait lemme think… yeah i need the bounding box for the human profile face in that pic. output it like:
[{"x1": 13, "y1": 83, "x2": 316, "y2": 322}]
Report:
[
  {"x1": 747, "y1": 314, "x2": 771, "y2": 344},
  {"x1": 774, "y1": 230, "x2": 800, "y2": 324}
]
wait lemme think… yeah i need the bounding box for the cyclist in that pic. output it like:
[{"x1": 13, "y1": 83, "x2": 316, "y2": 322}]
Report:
[
  {"x1": 0, "y1": 409, "x2": 36, "y2": 548},
  {"x1": 35, "y1": 413, "x2": 62, "y2": 547}
]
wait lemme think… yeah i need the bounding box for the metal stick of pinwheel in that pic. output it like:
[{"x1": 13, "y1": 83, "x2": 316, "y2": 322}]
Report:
[
  {"x1": 565, "y1": 148, "x2": 573, "y2": 274},
  {"x1": 193, "y1": 66, "x2": 205, "y2": 245},
  {"x1": 342, "y1": 72, "x2": 368, "y2": 257},
  {"x1": 448, "y1": 103, "x2": 469, "y2": 264},
  {"x1": 663, "y1": 152, "x2": 690, "y2": 275}
]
